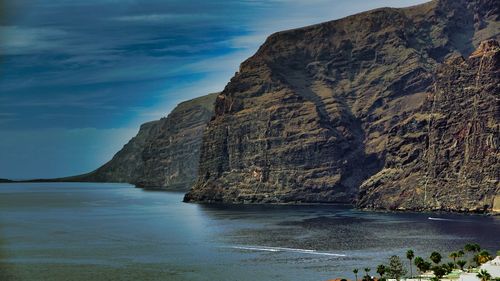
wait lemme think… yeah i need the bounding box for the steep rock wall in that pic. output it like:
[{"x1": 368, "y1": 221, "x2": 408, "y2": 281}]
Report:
[
  {"x1": 358, "y1": 40, "x2": 499, "y2": 212},
  {"x1": 185, "y1": 0, "x2": 498, "y2": 209},
  {"x1": 69, "y1": 93, "x2": 217, "y2": 190}
]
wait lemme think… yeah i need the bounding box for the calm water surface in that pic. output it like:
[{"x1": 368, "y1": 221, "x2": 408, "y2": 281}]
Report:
[{"x1": 0, "y1": 183, "x2": 499, "y2": 281}]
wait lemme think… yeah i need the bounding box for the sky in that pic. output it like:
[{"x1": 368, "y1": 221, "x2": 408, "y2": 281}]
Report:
[{"x1": 0, "y1": 0, "x2": 429, "y2": 179}]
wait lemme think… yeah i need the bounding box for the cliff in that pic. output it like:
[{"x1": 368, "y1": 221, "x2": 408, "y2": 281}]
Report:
[
  {"x1": 69, "y1": 93, "x2": 217, "y2": 190},
  {"x1": 184, "y1": 0, "x2": 499, "y2": 211},
  {"x1": 358, "y1": 40, "x2": 499, "y2": 212}
]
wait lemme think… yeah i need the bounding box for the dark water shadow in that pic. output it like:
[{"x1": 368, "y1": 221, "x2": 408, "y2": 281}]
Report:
[{"x1": 195, "y1": 202, "x2": 355, "y2": 220}]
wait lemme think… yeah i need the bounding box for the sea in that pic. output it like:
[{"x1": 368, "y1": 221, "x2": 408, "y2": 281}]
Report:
[{"x1": 0, "y1": 183, "x2": 498, "y2": 281}]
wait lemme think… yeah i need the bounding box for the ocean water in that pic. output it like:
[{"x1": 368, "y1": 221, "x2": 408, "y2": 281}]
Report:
[{"x1": 0, "y1": 183, "x2": 498, "y2": 281}]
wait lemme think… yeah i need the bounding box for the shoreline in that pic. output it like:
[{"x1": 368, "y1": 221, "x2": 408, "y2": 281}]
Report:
[{"x1": 2, "y1": 180, "x2": 498, "y2": 216}]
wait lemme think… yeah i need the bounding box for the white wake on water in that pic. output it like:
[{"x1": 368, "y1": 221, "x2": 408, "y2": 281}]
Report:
[
  {"x1": 428, "y1": 217, "x2": 459, "y2": 222},
  {"x1": 228, "y1": 245, "x2": 346, "y2": 257}
]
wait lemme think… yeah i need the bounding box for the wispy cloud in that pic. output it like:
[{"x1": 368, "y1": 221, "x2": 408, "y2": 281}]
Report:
[
  {"x1": 0, "y1": 112, "x2": 16, "y2": 117},
  {"x1": 112, "y1": 13, "x2": 217, "y2": 23},
  {"x1": 0, "y1": 25, "x2": 69, "y2": 55}
]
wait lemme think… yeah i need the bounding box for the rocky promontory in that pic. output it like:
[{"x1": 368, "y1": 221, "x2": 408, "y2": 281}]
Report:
[
  {"x1": 66, "y1": 93, "x2": 217, "y2": 190},
  {"x1": 184, "y1": 0, "x2": 499, "y2": 212}
]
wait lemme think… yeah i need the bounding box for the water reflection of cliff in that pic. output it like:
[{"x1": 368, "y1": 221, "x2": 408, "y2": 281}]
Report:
[{"x1": 196, "y1": 204, "x2": 500, "y2": 254}]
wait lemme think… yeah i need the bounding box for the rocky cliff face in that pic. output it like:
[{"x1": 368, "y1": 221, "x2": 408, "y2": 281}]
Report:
[
  {"x1": 184, "y1": 0, "x2": 499, "y2": 211},
  {"x1": 358, "y1": 40, "x2": 499, "y2": 212},
  {"x1": 73, "y1": 93, "x2": 217, "y2": 190},
  {"x1": 136, "y1": 94, "x2": 217, "y2": 188},
  {"x1": 75, "y1": 120, "x2": 158, "y2": 184}
]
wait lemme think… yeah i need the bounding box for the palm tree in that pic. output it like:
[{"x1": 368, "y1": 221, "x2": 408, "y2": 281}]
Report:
[
  {"x1": 464, "y1": 244, "x2": 480, "y2": 271},
  {"x1": 449, "y1": 252, "x2": 459, "y2": 267},
  {"x1": 417, "y1": 261, "x2": 432, "y2": 280},
  {"x1": 465, "y1": 244, "x2": 481, "y2": 256},
  {"x1": 430, "y1": 252, "x2": 442, "y2": 264},
  {"x1": 432, "y1": 265, "x2": 447, "y2": 278},
  {"x1": 456, "y1": 260, "x2": 467, "y2": 271},
  {"x1": 364, "y1": 268, "x2": 371, "y2": 281},
  {"x1": 407, "y1": 250, "x2": 415, "y2": 278},
  {"x1": 377, "y1": 264, "x2": 387, "y2": 278},
  {"x1": 354, "y1": 268, "x2": 359, "y2": 281},
  {"x1": 476, "y1": 269, "x2": 491, "y2": 281},
  {"x1": 422, "y1": 261, "x2": 431, "y2": 272},
  {"x1": 414, "y1": 257, "x2": 424, "y2": 281},
  {"x1": 457, "y1": 250, "x2": 465, "y2": 258},
  {"x1": 474, "y1": 251, "x2": 492, "y2": 266},
  {"x1": 464, "y1": 243, "x2": 475, "y2": 253},
  {"x1": 444, "y1": 262, "x2": 455, "y2": 274}
]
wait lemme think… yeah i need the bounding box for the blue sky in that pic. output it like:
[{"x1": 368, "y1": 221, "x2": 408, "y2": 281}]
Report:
[{"x1": 0, "y1": 0, "x2": 429, "y2": 179}]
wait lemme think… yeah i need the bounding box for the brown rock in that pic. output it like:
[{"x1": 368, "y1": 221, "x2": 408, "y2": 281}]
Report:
[
  {"x1": 184, "y1": 0, "x2": 499, "y2": 211},
  {"x1": 357, "y1": 40, "x2": 499, "y2": 212},
  {"x1": 67, "y1": 93, "x2": 217, "y2": 190}
]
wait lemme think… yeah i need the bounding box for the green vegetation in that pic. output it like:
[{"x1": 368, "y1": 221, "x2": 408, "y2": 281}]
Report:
[
  {"x1": 477, "y1": 269, "x2": 492, "y2": 281},
  {"x1": 377, "y1": 264, "x2": 387, "y2": 278},
  {"x1": 349, "y1": 244, "x2": 498, "y2": 281},
  {"x1": 415, "y1": 256, "x2": 431, "y2": 281},
  {"x1": 457, "y1": 260, "x2": 467, "y2": 270},
  {"x1": 387, "y1": 255, "x2": 407, "y2": 281},
  {"x1": 363, "y1": 268, "x2": 372, "y2": 281},
  {"x1": 465, "y1": 244, "x2": 482, "y2": 269},
  {"x1": 465, "y1": 244, "x2": 481, "y2": 253},
  {"x1": 474, "y1": 251, "x2": 493, "y2": 267},
  {"x1": 432, "y1": 265, "x2": 447, "y2": 278},
  {"x1": 408, "y1": 250, "x2": 415, "y2": 278},
  {"x1": 450, "y1": 252, "x2": 459, "y2": 265},
  {"x1": 431, "y1": 252, "x2": 443, "y2": 264}
]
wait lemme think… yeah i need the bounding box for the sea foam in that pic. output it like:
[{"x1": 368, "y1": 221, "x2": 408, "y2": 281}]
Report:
[{"x1": 229, "y1": 245, "x2": 346, "y2": 257}]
